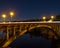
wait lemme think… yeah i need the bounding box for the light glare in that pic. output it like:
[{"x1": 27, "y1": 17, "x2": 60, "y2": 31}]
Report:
[
  {"x1": 2, "y1": 14, "x2": 6, "y2": 18},
  {"x1": 42, "y1": 16, "x2": 46, "y2": 20},
  {"x1": 10, "y1": 12, "x2": 14, "y2": 16}
]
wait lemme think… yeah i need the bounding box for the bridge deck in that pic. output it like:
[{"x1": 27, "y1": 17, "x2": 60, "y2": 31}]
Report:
[{"x1": 0, "y1": 21, "x2": 60, "y2": 24}]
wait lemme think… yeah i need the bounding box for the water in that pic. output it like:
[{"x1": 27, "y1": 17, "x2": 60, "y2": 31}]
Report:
[{"x1": 9, "y1": 33, "x2": 52, "y2": 48}]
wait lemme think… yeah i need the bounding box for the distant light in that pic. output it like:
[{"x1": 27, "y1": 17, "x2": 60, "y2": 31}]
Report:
[
  {"x1": 50, "y1": 16, "x2": 54, "y2": 19},
  {"x1": 10, "y1": 11, "x2": 14, "y2": 21},
  {"x1": 2, "y1": 14, "x2": 6, "y2": 19},
  {"x1": 10, "y1": 12, "x2": 14, "y2": 17},
  {"x1": 42, "y1": 16, "x2": 46, "y2": 20}
]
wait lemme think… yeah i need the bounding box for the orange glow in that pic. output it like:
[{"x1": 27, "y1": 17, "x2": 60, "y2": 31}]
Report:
[
  {"x1": 48, "y1": 19, "x2": 52, "y2": 22},
  {"x1": 50, "y1": 16, "x2": 54, "y2": 19},
  {"x1": 42, "y1": 16, "x2": 46, "y2": 20},
  {"x1": 10, "y1": 12, "x2": 14, "y2": 16},
  {"x1": 2, "y1": 14, "x2": 6, "y2": 18}
]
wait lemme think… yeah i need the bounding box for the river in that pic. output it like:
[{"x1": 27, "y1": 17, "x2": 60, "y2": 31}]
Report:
[{"x1": 9, "y1": 33, "x2": 52, "y2": 48}]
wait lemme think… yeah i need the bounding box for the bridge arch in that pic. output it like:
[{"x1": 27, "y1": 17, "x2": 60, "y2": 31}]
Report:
[
  {"x1": 29, "y1": 25, "x2": 52, "y2": 31},
  {"x1": 21, "y1": 25, "x2": 58, "y2": 40},
  {"x1": 2, "y1": 24, "x2": 60, "y2": 48}
]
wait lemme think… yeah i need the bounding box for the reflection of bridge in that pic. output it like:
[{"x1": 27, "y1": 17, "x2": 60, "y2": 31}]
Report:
[{"x1": 0, "y1": 21, "x2": 60, "y2": 48}]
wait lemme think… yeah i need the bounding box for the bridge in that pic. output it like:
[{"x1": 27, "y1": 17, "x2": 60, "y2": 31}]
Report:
[{"x1": 0, "y1": 21, "x2": 60, "y2": 48}]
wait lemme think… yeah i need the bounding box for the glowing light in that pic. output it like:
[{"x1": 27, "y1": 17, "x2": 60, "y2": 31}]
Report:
[
  {"x1": 2, "y1": 14, "x2": 6, "y2": 19},
  {"x1": 48, "y1": 19, "x2": 52, "y2": 22},
  {"x1": 50, "y1": 16, "x2": 54, "y2": 19},
  {"x1": 10, "y1": 12, "x2": 14, "y2": 17},
  {"x1": 42, "y1": 16, "x2": 46, "y2": 20},
  {"x1": 10, "y1": 11, "x2": 14, "y2": 21}
]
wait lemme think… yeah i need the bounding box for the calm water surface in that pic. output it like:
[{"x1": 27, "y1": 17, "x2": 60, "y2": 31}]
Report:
[{"x1": 9, "y1": 33, "x2": 52, "y2": 48}]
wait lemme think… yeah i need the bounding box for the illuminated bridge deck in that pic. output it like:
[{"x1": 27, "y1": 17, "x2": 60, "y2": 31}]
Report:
[{"x1": 0, "y1": 21, "x2": 60, "y2": 24}]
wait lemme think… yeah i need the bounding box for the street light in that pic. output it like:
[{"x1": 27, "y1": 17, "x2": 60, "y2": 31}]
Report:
[
  {"x1": 2, "y1": 14, "x2": 6, "y2": 22},
  {"x1": 50, "y1": 16, "x2": 54, "y2": 19},
  {"x1": 42, "y1": 16, "x2": 46, "y2": 22},
  {"x1": 50, "y1": 16, "x2": 55, "y2": 21},
  {"x1": 10, "y1": 11, "x2": 14, "y2": 21}
]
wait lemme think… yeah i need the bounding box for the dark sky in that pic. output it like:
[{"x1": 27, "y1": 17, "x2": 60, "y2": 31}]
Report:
[{"x1": 0, "y1": 0, "x2": 60, "y2": 20}]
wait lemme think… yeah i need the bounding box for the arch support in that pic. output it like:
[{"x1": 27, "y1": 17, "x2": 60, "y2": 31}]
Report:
[{"x1": 6, "y1": 27, "x2": 9, "y2": 40}]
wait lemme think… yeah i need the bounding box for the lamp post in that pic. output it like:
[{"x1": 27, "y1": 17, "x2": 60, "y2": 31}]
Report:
[
  {"x1": 2, "y1": 14, "x2": 6, "y2": 22},
  {"x1": 48, "y1": 16, "x2": 54, "y2": 22},
  {"x1": 42, "y1": 16, "x2": 46, "y2": 22},
  {"x1": 49, "y1": 16, "x2": 55, "y2": 21},
  {"x1": 50, "y1": 16, "x2": 54, "y2": 20},
  {"x1": 10, "y1": 11, "x2": 14, "y2": 22}
]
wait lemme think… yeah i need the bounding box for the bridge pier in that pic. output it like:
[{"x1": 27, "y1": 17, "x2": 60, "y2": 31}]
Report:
[
  {"x1": 14, "y1": 27, "x2": 16, "y2": 36},
  {"x1": 20, "y1": 26, "x2": 22, "y2": 33},
  {"x1": 13, "y1": 27, "x2": 17, "y2": 39},
  {"x1": 6, "y1": 27, "x2": 9, "y2": 40},
  {"x1": 9, "y1": 28, "x2": 12, "y2": 37}
]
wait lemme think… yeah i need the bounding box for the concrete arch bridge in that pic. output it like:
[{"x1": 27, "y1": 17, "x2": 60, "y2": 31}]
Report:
[{"x1": 0, "y1": 21, "x2": 59, "y2": 48}]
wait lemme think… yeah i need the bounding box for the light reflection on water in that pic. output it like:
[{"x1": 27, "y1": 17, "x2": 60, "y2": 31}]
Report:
[{"x1": 9, "y1": 33, "x2": 52, "y2": 48}]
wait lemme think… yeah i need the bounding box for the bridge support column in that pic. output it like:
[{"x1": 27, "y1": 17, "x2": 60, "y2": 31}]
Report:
[
  {"x1": 6, "y1": 27, "x2": 9, "y2": 40},
  {"x1": 20, "y1": 26, "x2": 21, "y2": 33},
  {"x1": 14, "y1": 27, "x2": 15, "y2": 36},
  {"x1": 13, "y1": 27, "x2": 16, "y2": 39}
]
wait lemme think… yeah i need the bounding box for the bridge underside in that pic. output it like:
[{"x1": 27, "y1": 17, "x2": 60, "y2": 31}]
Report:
[{"x1": 26, "y1": 27, "x2": 57, "y2": 40}]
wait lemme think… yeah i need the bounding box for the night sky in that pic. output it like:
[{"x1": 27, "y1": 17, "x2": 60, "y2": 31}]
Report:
[{"x1": 0, "y1": 0, "x2": 60, "y2": 21}]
